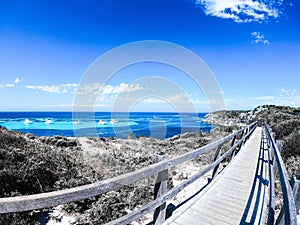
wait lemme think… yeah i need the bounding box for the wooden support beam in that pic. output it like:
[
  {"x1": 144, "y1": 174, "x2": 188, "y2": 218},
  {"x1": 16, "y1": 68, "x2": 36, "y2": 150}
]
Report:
[
  {"x1": 267, "y1": 138, "x2": 275, "y2": 225},
  {"x1": 212, "y1": 144, "x2": 222, "y2": 179},
  {"x1": 230, "y1": 134, "x2": 237, "y2": 160},
  {"x1": 153, "y1": 153, "x2": 168, "y2": 225}
]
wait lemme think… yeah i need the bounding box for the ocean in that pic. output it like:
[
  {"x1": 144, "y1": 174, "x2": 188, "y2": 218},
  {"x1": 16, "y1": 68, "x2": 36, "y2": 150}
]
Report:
[{"x1": 0, "y1": 112, "x2": 212, "y2": 139}]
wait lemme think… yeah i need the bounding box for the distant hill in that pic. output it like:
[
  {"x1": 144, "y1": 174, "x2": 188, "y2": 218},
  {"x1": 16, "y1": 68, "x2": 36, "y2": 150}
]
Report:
[{"x1": 204, "y1": 105, "x2": 300, "y2": 176}]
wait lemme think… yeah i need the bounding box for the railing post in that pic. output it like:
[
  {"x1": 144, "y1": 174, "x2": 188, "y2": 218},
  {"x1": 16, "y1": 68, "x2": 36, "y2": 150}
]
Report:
[
  {"x1": 153, "y1": 153, "x2": 168, "y2": 225},
  {"x1": 291, "y1": 176, "x2": 300, "y2": 219},
  {"x1": 238, "y1": 129, "x2": 246, "y2": 148},
  {"x1": 266, "y1": 125, "x2": 276, "y2": 225},
  {"x1": 212, "y1": 144, "x2": 222, "y2": 179},
  {"x1": 229, "y1": 132, "x2": 237, "y2": 160}
]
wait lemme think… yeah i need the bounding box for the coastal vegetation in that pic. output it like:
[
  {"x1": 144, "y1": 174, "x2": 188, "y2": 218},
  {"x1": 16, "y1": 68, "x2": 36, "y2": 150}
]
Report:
[
  {"x1": 0, "y1": 105, "x2": 299, "y2": 224},
  {"x1": 252, "y1": 105, "x2": 300, "y2": 176},
  {"x1": 205, "y1": 105, "x2": 300, "y2": 175},
  {"x1": 0, "y1": 124, "x2": 218, "y2": 224}
]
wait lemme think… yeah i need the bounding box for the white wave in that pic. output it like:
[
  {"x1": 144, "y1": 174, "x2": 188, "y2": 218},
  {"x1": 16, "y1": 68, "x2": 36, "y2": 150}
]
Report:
[
  {"x1": 24, "y1": 119, "x2": 32, "y2": 124},
  {"x1": 72, "y1": 120, "x2": 81, "y2": 124},
  {"x1": 98, "y1": 120, "x2": 107, "y2": 125},
  {"x1": 45, "y1": 119, "x2": 52, "y2": 124},
  {"x1": 109, "y1": 119, "x2": 118, "y2": 124}
]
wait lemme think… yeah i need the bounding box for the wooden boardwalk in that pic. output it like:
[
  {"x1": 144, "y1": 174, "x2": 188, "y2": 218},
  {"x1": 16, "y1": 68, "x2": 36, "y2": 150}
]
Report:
[
  {"x1": 1, "y1": 122, "x2": 297, "y2": 224},
  {"x1": 162, "y1": 127, "x2": 268, "y2": 225}
]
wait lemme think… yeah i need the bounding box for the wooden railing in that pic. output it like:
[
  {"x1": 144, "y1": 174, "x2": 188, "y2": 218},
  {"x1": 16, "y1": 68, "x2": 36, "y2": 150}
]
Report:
[
  {"x1": 0, "y1": 121, "x2": 264, "y2": 224},
  {"x1": 264, "y1": 124, "x2": 298, "y2": 225}
]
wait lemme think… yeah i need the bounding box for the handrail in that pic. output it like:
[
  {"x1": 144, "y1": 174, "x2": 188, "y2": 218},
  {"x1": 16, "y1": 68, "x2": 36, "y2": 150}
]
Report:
[
  {"x1": 264, "y1": 124, "x2": 298, "y2": 225},
  {"x1": 267, "y1": 131, "x2": 276, "y2": 225},
  {"x1": 107, "y1": 122, "x2": 257, "y2": 225},
  {"x1": 0, "y1": 122, "x2": 257, "y2": 223}
]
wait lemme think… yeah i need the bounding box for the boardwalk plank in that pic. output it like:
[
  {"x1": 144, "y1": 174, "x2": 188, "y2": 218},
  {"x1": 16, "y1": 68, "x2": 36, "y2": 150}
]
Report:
[{"x1": 163, "y1": 127, "x2": 263, "y2": 225}]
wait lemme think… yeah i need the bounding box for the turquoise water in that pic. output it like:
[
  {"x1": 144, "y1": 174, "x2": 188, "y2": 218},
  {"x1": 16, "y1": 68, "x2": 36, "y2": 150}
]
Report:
[{"x1": 0, "y1": 112, "x2": 212, "y2": 138}]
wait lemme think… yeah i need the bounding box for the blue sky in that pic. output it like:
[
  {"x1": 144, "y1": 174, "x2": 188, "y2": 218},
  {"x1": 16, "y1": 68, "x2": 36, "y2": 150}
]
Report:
[{"x1": 0, "y1": 0, "x2": 299, "y2": 112}]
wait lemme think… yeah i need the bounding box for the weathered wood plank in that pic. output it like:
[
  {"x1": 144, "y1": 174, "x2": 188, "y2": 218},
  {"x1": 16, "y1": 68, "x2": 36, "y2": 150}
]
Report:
[
  {"x1": 162, "y1": 127, "x2": 262, "y2": 225},
  {"x1": 211, "y1": 144, "x2": 222, "y2": 179},
  {"x1": 154, "y1": 153, "x2": 168, "y2": 225},
  {"x1": 267, "y1": 134, "x2": 276, "y2": 225}
]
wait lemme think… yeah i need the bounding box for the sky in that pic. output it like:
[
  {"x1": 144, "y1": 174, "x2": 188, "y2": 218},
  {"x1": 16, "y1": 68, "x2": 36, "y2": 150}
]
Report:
[{"x1": 0, "y1": 0, "x2": 300, "y2": 112}]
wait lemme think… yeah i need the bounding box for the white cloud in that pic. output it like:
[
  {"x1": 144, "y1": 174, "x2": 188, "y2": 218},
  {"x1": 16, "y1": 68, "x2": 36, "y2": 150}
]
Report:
[
  {"x1": 168, "y1": 93, "x2": 193, "y2": 104},
  {"x1": 77, "y1": 82, "x2": 142, "y2": 96},
  {"x1": 0, "y1": 77, "x2": 21, "y2": 88},
  {"x1": 5, "y1": 83, "x2": 15, "y2": 88},
  {"x1": 115, "y1": 92, "x2": 193, "y2": 105},
  {"x1": 279, "y1": 88, "x2": 300, "y2": 99},
  {"x1": 76, "y1": 83, "x2": 102, "y2": 96},
  {"x1": 141, "y1": 97, "x2": 166, "y2": 104},
  {"x1": 195, "y1": 0, "x2": 281, "y2": 23},
  {"x1": 14, "y1": 77, "x2": 20, "y2": 84},
  {"x1": 101, "y1": 82, "x2": 142, "y2": 95},
  {"x1": 255, "y1": 96, "x2": 274, "y2": 100},
  {"x1": 251, "y1": 31, "x2": 270, "y2": 44},
  {"x1": 26, "y1": 83, "x2": 78, "y2": 94},
  {"x1": 224, "y1": 92, "x2": 300, "y2": 110},
  {"x1": 0, "y1": 83, "x2": 15, "y2": 88}
]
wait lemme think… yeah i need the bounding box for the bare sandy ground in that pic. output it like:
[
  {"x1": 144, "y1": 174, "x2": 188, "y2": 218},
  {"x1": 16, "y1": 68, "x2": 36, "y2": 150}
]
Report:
[{"x1": 46, "y1": 131, "x2": 218, "y2": 225}]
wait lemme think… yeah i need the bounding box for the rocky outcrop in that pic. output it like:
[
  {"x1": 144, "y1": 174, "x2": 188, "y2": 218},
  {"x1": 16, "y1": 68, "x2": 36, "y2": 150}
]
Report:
[
  {"x1": 202, "y1": 110, "x2": 250, "y2": 127},
  {"x1": 203, "y1": 105, "x2": 300, "y2": 169}
]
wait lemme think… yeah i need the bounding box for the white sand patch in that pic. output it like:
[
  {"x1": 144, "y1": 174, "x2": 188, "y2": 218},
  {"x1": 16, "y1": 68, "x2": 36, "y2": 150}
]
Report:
[
  {"x1": 130, "y1": 209, "x2": 153, "y2": 225},
  {"x1": 170, "y1": 162, "x2": 211, "y2": 206},
  {"x1": 78, "y1": 137, "x2": 105, "y2": 153},
  {"x1": 130, "y1": 162, "x2": 211, "y2": 225},
  {"x1": 46, "y1": 206, "x2": 76, "y2": 225},
  {"x1": 69, "y1": 135, "x2": 215, "y2": 224}
]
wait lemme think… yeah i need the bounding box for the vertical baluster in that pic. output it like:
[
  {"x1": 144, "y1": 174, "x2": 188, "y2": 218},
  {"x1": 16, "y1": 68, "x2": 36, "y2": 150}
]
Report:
[
  {"x1": 212, "y1": 144, "x2": 223, "y2": 179},
  {"x1": 153, "y1": 153, "x2": 168, "y2": 225}
]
